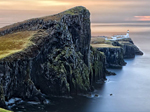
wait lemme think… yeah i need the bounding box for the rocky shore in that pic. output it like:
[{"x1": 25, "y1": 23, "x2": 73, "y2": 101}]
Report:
[{"x1": 0, "y1": 6, "x2": 143, "y2": 111}]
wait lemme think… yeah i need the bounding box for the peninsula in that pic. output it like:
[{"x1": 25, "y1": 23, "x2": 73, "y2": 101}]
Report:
[{"x1": 0, "y1": 6, "x2": 143, "y2": 111}]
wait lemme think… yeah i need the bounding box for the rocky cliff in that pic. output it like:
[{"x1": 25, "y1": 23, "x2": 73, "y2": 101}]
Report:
[
  {"x1": 0, "y1": 6, "x2": 106, "y2": 108},
  {"x1": 91, "y1": 44, "x2": 126, "y2": 68},
  {"x1": 90, "y1": 47, "x2": 106, "y2": 82},
  {"x1": 112, "y1": 38, "x2": 143, "y2": 58},
  {"x1": 91, "y1": 37, "x2": 143, "y2": 68}
]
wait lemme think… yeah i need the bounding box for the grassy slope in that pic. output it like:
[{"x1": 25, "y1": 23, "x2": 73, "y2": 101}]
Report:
[
  {"x1": 0, "y1": 6, "x2": 86, "y2": 60},
  {"x1": 91, "y1": 37, "x2": 105, "y2": 44},
  {"x1": 0, "y1": 31, "x2": 36, "y2": 59},
  {"x1": 0, "y1": 108, "x2": 12, "y2": 112},
  {"x1": 91, "y1": 44, "x2": 120, "y2": 48},
  {"x1": 91, "y1": 37, "x2": 120, "y2": 48}
]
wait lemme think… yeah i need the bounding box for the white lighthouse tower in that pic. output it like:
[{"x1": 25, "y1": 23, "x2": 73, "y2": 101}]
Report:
[{"x1": 126, "y1": 30, "x2": 129, "y2": 38}]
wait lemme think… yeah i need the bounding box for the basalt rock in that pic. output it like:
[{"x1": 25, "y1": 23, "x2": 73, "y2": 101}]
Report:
[
  {"x1": 91, "y1": 45, "x2": 126, "y2": 68},
  {"x1": 91, "y1": 37, "x2": 143, "y2": 68},
  {"x1": 0, "y1": 6, "x2": 106, "y2": 107},
  {"x1": 90, "y1": 46, "x2": 106, "y2": 83},
  {"x1": 112, "y1": 38, "x2": 143, "y2": 58},
  {"x1": 99, "y1": 47, "x2": 126, "y2": 68},
  {"x1": 37, "y1": 46, "x2": 91, "y2": 95},
  {"x1": 0, "y1": 84, "x2": 6, "y2": 108}
]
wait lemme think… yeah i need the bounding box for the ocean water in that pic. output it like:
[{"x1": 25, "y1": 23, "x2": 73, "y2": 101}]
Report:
[
  {"x1": 85, "y1": 22, "x2": 150, "y2": 112},
  {"x1": 1, "y1": 22, "x2": 150, "y2": 112}
]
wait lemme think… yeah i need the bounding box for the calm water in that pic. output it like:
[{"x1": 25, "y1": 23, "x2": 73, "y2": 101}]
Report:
[{"x1": 1, "y1": 22, "x2": 150, "y2": 112}]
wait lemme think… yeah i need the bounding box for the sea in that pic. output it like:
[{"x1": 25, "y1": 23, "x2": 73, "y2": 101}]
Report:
[{"x1": 1, "y1": 22, "x2": 150, "y2": 112}]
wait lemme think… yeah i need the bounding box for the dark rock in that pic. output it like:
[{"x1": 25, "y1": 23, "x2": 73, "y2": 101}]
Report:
[
  {"x1": 90, "y1": 46, "x2": 106, "y2": 83},
  {"x1": 90, "y1": 36, "x2": 143, "y2": 70},
  {"x1": 0, "y1": 84, "x2": 6, "y2": 108},
  {"x1": 106, "y1": 70, "x2": 116, "y2": 76},
  {"x1": 95, "y1": 47, "x2": 126, "y2": 68},
  {"x1": 112, "y1": 38, "x2": 143, "y2": 58},
  {"x1": 94, "y1": 94, "x2": 99, "y2": 97}
]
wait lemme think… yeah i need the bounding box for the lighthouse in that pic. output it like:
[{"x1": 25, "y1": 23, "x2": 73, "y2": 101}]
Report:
[{"x1": 126, "y1": 30, "x2": 129, "y2": 38}]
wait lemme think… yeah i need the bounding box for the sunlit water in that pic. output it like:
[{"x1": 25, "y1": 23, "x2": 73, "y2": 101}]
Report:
[{"x1": 1, "y1": 22, "x2": 150, "y2": 112}]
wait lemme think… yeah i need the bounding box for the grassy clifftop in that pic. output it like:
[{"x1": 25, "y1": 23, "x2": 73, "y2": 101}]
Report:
[
  {"x1": 0, "y1": 6, "x2": 88, "y2": 60},
  {"x1": 0, "y1": 6, "x2": 86, "y2": 59},
  {"x1": 91, "y1": 44, "x2": 120, "y2": 48},
  {"x1": 0, "y1": 108, "x2": 12, "y2": 112},
  {"x1": 91, "y1": 37, "x2": 120, "y2": 48},
  {"x1": 0, "y1": 31, "x2": 36, "y2": 59}
]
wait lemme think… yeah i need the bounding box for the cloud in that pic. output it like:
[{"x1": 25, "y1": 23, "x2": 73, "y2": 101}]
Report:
[
  {"x1": 0, "y1": 0, "x2": 150, "y2": 23},
  {"x1": 37, "y1": 1, "x2": 72, "y2": 6},
  {"x1": 0, "y1": 0, "x2": 72, "y2": 10},
  {"x1": 134, "y1": 16, "x2": 150, "y2": 21}
]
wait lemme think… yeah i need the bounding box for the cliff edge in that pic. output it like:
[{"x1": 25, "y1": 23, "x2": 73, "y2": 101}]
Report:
[{"x1": 91, "y1": 36, "x2": 143, "y2": 68}]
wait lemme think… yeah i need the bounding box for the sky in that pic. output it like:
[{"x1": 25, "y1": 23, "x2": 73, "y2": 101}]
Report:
[{"x1": 0, "y1": 0, "x2": 150, "y2": 27}]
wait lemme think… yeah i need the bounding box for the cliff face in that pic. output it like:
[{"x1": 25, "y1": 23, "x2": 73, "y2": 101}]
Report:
[
  {"x1": 91, "y1": 37, "x2": 143, "y2": 68},
  {"x1": 112, "y1": 38, "x2": 143, "y2": 58},
  {"x1": 0, "y1": 6, "x2": 106, "y2": 107},
  {"x1": 96, "y1": 47, "x2": 126, "y2": 68},
  {"x1": 0, "y1": 85, "x2": 6, "y2": 108},
  {"x1": 91, "y1": 44, "x2": 126, "y2": 68},
  {"x1": 90, "y1": 47, "x2": 106, "y2": 83}
]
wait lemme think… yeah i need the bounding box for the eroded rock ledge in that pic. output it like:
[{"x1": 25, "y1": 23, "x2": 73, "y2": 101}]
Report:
[
  {"x1": 91, "y1": 36, "x2": 143, "y2": 68},
  {"x1": 91, "y1": 44, "x2": 126, "y2": 68},
  {"x1": 112, "y1": 38, "x2": 143, "y2": 58},
  {"x1": 0, "y1": 6, "x2": 107, "y2": 108}
]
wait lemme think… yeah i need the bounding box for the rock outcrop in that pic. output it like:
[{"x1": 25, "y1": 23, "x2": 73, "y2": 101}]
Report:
[
  {"x1": 0, "y1": 84, "x2": 6, "y2": 108},
  {"x1": 0, "y1": 6, "x2": 106, "y2": 108},
  {"x1": 90, "y1": 47, "x2": 106, "y2": 83},
  {"x1": 112, "y1": 38, "x2": 143, "y2": 58},
  {"x1": 91, "y1": 37, "x2": 143, "y2": 68},
  {"x1": 91, "y1": 44, "x2": 126, "y2": 68}
]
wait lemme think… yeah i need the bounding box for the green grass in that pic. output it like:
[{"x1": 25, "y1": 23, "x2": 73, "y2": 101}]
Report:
[
  {"x1": 91, "y1": 44, "x2": 120, "y2": 48},
  {"x1": 91, "y1": 37, "x2": 105, "y2": 44},
  {"x1": 0, "y1": 108, "x2": 12, "y2": 112},
  {"x1": 105, "y1": 40, "x2": 113, "y2": 44},
  {"x1": 91, "y1": 37, "x2": 113, "y2": 45},
  {"x1": 0, "y1": 31, "x2": 36, "y2": 59}
]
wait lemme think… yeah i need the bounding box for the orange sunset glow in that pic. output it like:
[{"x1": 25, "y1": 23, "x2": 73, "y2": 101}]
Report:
[
  {"x1": 0, "y1": 0, "x2": 150, "y2": 28},
  {"x1": 134, "y1": 16, "x2": 150, "y2": 21}
]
